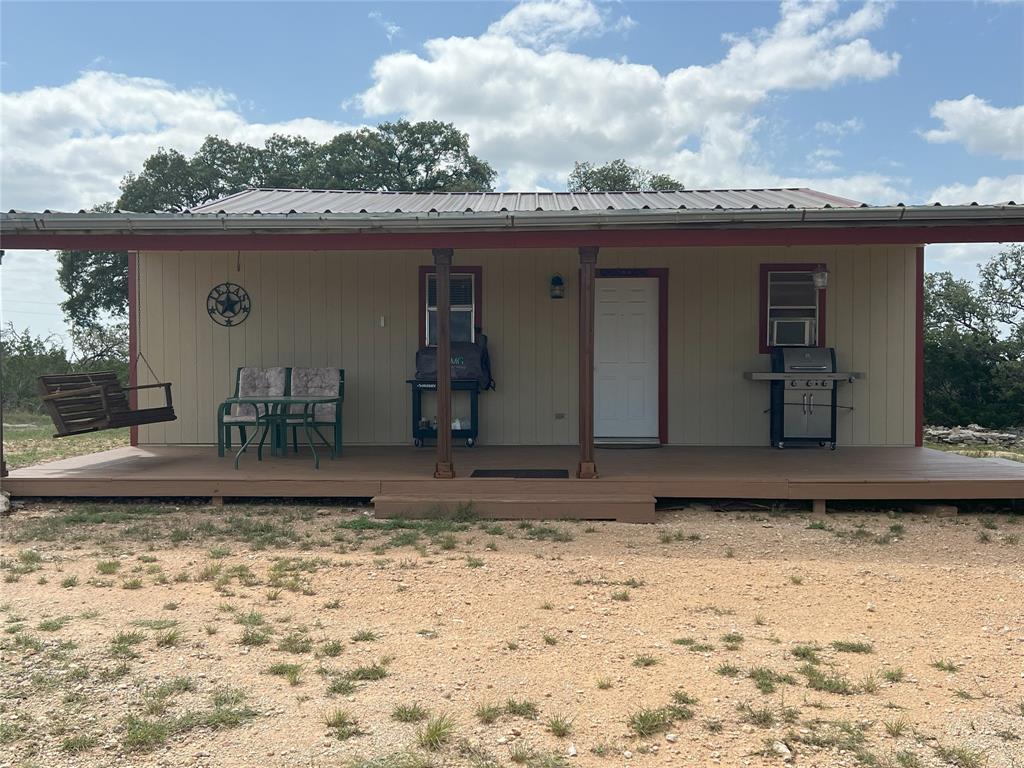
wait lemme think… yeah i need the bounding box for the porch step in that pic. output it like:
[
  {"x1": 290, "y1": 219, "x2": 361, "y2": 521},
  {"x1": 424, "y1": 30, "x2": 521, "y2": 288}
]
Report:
[{"x1": 371, "y1": 493, "x2": 656, "y2": 523}]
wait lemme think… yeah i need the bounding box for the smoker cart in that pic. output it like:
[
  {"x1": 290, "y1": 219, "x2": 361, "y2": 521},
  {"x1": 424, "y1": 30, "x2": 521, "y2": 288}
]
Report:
[
  {"x1": 407, "y1": 379, "x2": 480, "y2": 448},
  {"x1": 744, "y1": 347, "x2": 862, "y2": 449}
]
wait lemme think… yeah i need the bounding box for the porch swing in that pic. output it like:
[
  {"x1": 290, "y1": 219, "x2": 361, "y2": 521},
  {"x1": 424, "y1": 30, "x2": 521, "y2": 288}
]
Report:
[
  {"x1": 37, "y1": 267, "x2": 176, "y2": 437},
  {"x1": 38, "y1": 353, "x2": 176, "y2": 438}
]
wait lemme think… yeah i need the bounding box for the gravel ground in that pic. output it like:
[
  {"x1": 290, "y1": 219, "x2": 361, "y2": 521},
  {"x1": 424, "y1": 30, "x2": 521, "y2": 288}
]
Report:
[{"x1": 1, "y1": 501, "x2": 1022, "y2": 768}]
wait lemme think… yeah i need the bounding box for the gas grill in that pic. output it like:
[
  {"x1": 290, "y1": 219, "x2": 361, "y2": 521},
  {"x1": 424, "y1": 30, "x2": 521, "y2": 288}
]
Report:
[{"x1": 745, "y1": 348, "x2": 862, "y2": 449}]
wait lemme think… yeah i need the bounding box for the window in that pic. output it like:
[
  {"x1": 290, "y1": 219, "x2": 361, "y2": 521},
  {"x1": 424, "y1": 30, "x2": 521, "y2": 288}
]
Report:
[
  {"x1": 759, "y1": 264, "x2": 825, "y2": 353},
  {"x1": 419, "y1": 267, "x2": 482, "y2": 347}
]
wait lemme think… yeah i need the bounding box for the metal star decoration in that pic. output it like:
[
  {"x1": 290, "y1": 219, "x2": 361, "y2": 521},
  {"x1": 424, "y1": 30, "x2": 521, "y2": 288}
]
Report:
[{"x1": 207, "y1": 282, "x2": 251, "y2": 327}]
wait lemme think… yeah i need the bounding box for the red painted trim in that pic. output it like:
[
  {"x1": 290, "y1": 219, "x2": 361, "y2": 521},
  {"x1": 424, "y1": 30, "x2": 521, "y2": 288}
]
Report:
[
  {"x1": 915, "y1": 246, "x2": 925, "y2": 447},
  {"x1": 418, "y1": 265, "x2": 483, "y2": 348},
  {"x1": 758, "y1": 263, "x2": 827, "y2": 354},
  {"x1": 596, "y1": 268, "x2": 669, "y2": 444},
  {"x1": 127, "y1": 251, "x2": 138, "y2": 447},
  {"x1": 5, "y1": 224, "x2": 1022, "y2": 252}
]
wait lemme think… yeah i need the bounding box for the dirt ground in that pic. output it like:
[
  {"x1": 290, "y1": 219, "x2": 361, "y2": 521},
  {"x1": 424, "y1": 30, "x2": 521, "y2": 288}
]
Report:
[{"x1": 1, "y1": 501, "x2": 1022, "y2": 768}]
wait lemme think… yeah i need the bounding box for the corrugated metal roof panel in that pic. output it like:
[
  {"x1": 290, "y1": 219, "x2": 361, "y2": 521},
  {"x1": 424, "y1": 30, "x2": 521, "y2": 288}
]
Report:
[{"x1": 186, "y1": 187, "x2": 865, "y2": 215}]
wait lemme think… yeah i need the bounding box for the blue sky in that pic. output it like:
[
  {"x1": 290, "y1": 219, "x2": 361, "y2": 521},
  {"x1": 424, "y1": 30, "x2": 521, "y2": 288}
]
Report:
[{"x1": 1, "y1": 0, "x2": 1022, "y2": 344}]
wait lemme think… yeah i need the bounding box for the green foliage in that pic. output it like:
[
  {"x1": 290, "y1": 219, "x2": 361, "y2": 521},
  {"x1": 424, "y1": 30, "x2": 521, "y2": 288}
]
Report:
[
  {"x1": 57, "y1": 121, "x2": 495, "y2": 331},
  {"x1": 924, "y1": 245, "x2": 1024, "y2": 428},
  {"x1": 0, "y1": 322, "x2": 128, "y2": 412},
  {"x1": 566, "y1": 159, "x2": 682, "y2": 192}
]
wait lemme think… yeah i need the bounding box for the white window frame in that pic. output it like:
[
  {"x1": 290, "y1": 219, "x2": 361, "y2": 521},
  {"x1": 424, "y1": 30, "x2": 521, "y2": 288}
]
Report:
[
  {"x1": 766, "y1": 270, "x2": 819, "y2": 348},
  {"x1": 425, "y1": 272, "x2": 476, "y2": 347}
]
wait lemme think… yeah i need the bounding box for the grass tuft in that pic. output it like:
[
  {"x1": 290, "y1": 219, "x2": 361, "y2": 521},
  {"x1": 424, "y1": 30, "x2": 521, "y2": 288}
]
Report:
[
  {"x1": 831, "y1": 640, "x2": 874, "y2": 654},
  {"x1": 61, "y1": 733, "x2": 98, "y2": 753},
  {"x1": 883, "y1": 667, "x2": 906, "y2": 683},
  {"x1": 627, "y1": 707, "x2": 672, "y2": 737},
  {"x1": 933, "y1": 744, "x2": 985, "y2": 768},
  {"x1": 326, "y1": 708, "x2": 364, "y2": 740},
  {"x1": 505, "y1": 698, "x2": 538, "y2": 718},
  {"x1": 392, "y1": 703, "x2": 429, "y2": 723},
  {"x1": 417, "y1": 714, "x2": 456, "y2": 751},
  {"x1": 344, "y1": 659, "x2": 390, "y2": 681},
  {"x1": 154, "y1": 629, "x2": 182, "y2": 648},
  {"x1": 475, "y1": 702, "x2": 502, "y2": 724},
  {"x1": 267, "y1": 662, "x2": 303, "y2": 686},
  {"x1": 546, "y1": 713, "x2": 572, "y2": 737},
  {"x1": 792, "y1": 644, "x2": 821, "y2": 663}
]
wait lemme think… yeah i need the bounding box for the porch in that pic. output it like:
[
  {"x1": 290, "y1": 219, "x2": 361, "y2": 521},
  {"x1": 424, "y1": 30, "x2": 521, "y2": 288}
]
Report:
[{"x1": 4, "y1": 445, "x2": 1021, "y2": 521}]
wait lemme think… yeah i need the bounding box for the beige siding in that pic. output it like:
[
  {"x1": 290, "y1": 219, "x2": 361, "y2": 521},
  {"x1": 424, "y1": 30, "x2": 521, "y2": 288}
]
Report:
[{"x1": 137, "y1": 245, "x2": 918, "y2": 447}]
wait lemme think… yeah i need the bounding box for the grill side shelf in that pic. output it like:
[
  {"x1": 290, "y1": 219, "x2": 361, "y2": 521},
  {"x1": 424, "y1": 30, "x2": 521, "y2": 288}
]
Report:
[{"x1": 743, "y1": 372, "x2": 864, "y2": 381}]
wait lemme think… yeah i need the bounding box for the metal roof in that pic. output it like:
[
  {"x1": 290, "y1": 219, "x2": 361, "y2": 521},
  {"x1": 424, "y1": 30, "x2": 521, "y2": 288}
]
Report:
[
  {"x1": 3, "y1": 187, "x2": 1022, "y2": 245},
  {"x1": 186, "y1": 187, "x2": 864, "y2": 215}
]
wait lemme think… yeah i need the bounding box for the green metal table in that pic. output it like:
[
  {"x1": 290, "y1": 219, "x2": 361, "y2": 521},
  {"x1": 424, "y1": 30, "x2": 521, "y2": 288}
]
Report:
[{"x1": 221, "y1": 395, "x2": 341, "y2": 470}]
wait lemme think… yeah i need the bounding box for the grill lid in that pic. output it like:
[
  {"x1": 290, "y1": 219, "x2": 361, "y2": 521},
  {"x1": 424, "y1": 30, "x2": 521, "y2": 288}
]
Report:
[{"x1": 776, "y1": 347, "x2": 837, "y2": 373}]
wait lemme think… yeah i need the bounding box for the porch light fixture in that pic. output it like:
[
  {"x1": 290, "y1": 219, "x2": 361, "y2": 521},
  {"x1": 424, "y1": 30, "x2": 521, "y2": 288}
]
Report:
[
  {"x1": 812, "y1": 264, "x2": 829, "y2": 290},
  {"x1": 549, "y1": 273, "x2": 566, "y2": 299}
]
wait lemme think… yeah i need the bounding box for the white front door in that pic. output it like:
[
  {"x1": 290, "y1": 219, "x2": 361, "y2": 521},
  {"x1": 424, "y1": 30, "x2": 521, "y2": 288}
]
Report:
[{"x1": 594, "y1": 277, "x2": 659, "y2": 442}]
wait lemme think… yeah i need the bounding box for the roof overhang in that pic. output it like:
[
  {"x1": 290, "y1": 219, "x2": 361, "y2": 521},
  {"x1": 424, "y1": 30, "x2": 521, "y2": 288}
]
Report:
[{"x1": 2, "y1": 205, "x2": 1023, "y2": 250}]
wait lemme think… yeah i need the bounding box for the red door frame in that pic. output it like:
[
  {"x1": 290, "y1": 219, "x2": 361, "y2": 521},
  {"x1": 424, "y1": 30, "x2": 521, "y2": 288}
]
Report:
[{"x1": 595, "y1": 268, "x2": 669, "y2": 444}]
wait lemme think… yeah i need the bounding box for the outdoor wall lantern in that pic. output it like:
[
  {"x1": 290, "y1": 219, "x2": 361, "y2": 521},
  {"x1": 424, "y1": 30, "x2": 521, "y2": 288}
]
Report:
[
  {"x1": 812, "y1": 264, "x2": 829, "y2": 290},
  {"x1": 549, "y1": 273, "x2": 566, "y2": 299}
]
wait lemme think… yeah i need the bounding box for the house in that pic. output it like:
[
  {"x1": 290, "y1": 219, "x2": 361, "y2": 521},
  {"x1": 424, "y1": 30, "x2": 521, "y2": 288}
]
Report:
[{"x1": 3, "y1": 188, "x2": 1023, "y2": 519}]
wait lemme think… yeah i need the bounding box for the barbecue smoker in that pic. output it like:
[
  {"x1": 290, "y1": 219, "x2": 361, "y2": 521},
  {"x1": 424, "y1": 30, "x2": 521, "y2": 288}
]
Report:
[{"x1": 745, "y1": 348, "x2": 861, "y2": 450}]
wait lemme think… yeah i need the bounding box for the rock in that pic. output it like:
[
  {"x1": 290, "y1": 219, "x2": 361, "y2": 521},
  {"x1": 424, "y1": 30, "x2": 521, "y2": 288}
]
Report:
[
  {"x1": 0, "y1": 491, "x2": 9, "y2": 516},
  {"x1": 623, "y1": 750, "x2": 633, "y2": 759},
  {"x1": 772, "y1": 741, "x2": 793, "y2": 762},
  {"x1": 666, "y1": 733, "x2": 678, "y2": 742}
]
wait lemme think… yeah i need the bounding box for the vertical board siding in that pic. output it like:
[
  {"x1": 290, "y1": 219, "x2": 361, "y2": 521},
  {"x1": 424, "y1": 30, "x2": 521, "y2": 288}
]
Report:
[{"x1": 137, "y1": 245, "x2": 917, "y2": 447}]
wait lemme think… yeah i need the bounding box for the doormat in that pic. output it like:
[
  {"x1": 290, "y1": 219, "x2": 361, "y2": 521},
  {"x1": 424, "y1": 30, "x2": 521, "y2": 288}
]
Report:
[{"x1": 470, "y1": 469, "x2": 570, "y2": 479}]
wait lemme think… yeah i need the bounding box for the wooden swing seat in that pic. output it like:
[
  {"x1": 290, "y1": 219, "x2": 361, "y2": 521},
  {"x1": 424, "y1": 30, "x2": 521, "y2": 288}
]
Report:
[{"x1": 38, "y1": 371, "x2": 176, "y2": 438}]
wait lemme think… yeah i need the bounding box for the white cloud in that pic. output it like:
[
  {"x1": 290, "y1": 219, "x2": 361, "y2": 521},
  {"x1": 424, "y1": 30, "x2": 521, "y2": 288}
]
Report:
[
  {"x1": 487, "y1": 0, "x2": 625, "y2": 51},
  {"x1": 361, "y1": 0, "x2": 900, "y2": 191},
  {"x1": 0, "y1": 250, "x2": 69, "y2": 342},
  {"x1": 922, "y1": 95, "x2": 1024, "y2": 160},
  {"x1": 927, "y1": 174, "x2": 1024, "y2": 205},
  {"x1": 368, "y1": 11, "x2": 402, "y2": 42},
  {"x1": 924, "y1": 174, "x2": 1023, "y2": 280},
  {"x1": 807, "y1": 147, "x2": 842, "y2": 173},
  {"x1": 925, "y1": 242, "x2": 1013, "y2": 283},
  {"x1": 0, "y1": 70, "x2": 357, "y2": 344},
  {"x1": 815, "y1": 117, "x2": 864, "y2": 137},
  {"x1": 0, "y1": 70, "x2": 354, "y2": 212}
]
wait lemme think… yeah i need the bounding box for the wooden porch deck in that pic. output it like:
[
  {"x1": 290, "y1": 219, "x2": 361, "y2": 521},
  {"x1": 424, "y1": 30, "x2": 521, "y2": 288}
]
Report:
[{"x1": 4, "y1": 445, "x2": 1021, "y2": 517}]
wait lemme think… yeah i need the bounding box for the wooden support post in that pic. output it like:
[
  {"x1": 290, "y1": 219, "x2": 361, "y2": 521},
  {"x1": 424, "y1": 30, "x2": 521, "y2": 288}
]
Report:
[
  {"x1": 0, "y1": 250, "x2": 7, "y2": 479},
  {"x1": 812, "y1": 499, "x2": 827, "y2": 516},
  {"x1": 433, "y1": 248, "x2": 455, "y2": 479},
  {"x1": 577, "y1": 246, "x2": 599, "y2": 479},
  {"x1": 210, "y1": 496, "x2": 225, "y2": 508}
]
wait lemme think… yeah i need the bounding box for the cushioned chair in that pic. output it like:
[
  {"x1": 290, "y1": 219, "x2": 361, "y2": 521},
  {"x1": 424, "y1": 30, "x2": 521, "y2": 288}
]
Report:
[
  {"x1": 217, "y1": 367, "x2": 287, "y2": 457},
  {"x1": 285, "y1": 368, "x2": 344, "y2": 458}
]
